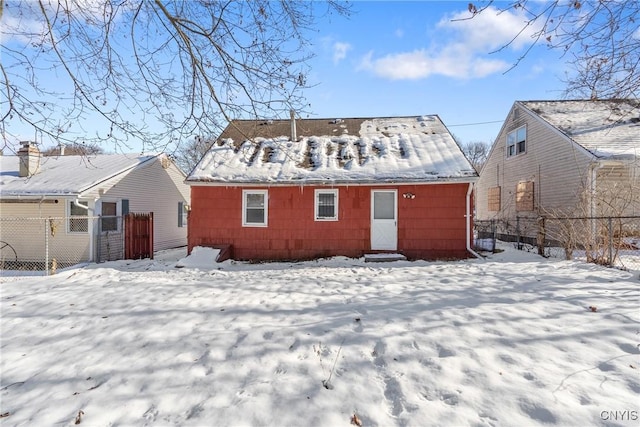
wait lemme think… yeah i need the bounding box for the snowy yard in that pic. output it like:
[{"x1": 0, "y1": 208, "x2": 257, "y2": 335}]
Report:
[{"x1": 1, "y1": 244, "x2": 639, "y2": 426}]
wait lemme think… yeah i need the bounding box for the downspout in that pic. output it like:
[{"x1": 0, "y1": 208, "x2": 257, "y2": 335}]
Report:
[
  {"x1": 589, "y1": 162, "x2": 600, "y2": 218},
  {"x1": 73, "y1": 199, "x2": 95, "y2": 262},
  {"x1": 466, "y1": 182, "x2": 483, "y2": 259},
  {"x1": 589, "y1": 161, "x2": 603, "y2": 245},
  {"x1": 72, "y1": 199, "x2": 89, "y2": 210}
]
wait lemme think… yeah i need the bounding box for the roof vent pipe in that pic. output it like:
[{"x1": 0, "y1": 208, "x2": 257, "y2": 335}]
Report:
[{"x1": 290, "y1": 109, "x2": 297, "y2": 142}]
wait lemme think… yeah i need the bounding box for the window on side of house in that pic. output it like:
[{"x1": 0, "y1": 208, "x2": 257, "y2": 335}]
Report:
[
  {"x1": 178, "y1": 202, "x2": 189, "y2": 228},
  {"x1": 315, "y1": 189, "x2": 338, "y2": 221},
  {"x1": 516, "y1": 181, "x2": 535, "y2": 211},
  {"x1": 488, "y1": 186, "x2": 501, "y2": 212},
  {"x1": 69, "y1": 200, "x2": 89, "y2": 233},
  {"x1": 507, "y1": 126, "x2": 526, "y2": 158},
  {"x1": 100, "y1": 201, "x2": 118, "y2": 232},
  {"x1": 242, "y1": 190, "x2": 268, "y2": 227}
]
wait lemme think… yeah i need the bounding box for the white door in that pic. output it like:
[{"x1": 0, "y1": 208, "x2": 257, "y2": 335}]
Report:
[{"x1": 371, "y1": 190, "x2": 397, "y2": 250}]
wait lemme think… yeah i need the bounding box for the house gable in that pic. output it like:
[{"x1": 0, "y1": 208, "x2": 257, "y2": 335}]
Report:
[
  {"x1": 476, "y1": 101, "x2": 596, "y2": 221},
  {"x1": 477, "y1": 99, "x2": 640, "y2": 223}
]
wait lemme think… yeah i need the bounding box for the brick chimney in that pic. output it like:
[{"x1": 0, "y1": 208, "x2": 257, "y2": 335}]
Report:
[{"x1": 18, "y1": 141, "x2": 41, "y2": 177}]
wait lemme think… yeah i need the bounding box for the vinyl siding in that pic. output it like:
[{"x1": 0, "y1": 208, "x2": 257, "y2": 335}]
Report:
[
  {"x1": 595, "y1": 164, "x2": 640, "y2": 216},
  {"x1": 0, "y1": 201, "x2": 91, "y2": 264},
  {"x1": 84, "y1": 157, "x2": 189, "y2": 251},
  {"x1": 476, "y1": 103, "x2": 593, "y2": 221}
]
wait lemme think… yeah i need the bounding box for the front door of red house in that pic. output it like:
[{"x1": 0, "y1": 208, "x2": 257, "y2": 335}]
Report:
[{"x1": 371, "y1": 190, "x2": 397, "y2": 250}]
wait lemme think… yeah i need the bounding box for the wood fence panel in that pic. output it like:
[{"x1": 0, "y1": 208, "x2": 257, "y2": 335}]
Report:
[{"x1": 125, "y1": 213, "x2": 154, "y2": 259}]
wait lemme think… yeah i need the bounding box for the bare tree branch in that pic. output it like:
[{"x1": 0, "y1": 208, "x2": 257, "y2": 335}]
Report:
[
  {"x1": 0, "y1": 0, "x2": 350, "y2": 153},
  {"x1": 466, "y1": 1, "x2": 639, "y2": 99}
]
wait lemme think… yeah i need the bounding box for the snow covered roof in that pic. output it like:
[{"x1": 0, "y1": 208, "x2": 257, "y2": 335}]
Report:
[
  {"x1": 520, "y1": 100, "x2": 640, "y2": 159},
  {"x1": 187, "y1": 116, "x2": 477, "y2": 184},
  {"x1": 0, "y1": 153, "x2": 160, "y2": 197}
]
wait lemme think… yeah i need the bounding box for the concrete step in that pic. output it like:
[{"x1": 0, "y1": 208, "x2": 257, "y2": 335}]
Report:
[{"x1": 364, "y1": 253, "x2": 407, "y2": 263}]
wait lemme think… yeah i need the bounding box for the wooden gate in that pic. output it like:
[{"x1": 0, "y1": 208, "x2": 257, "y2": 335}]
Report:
[{"x1": 125, "y1": 212, "x2": 154, "y2": 259}]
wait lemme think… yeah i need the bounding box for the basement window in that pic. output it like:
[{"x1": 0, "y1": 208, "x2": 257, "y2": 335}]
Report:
[
  {"x1": 242, "y1": 190, "x2": 268, "y2": 227},
  {"x1": 315, "y1": 189, "x2": 338, "y2": 221}
]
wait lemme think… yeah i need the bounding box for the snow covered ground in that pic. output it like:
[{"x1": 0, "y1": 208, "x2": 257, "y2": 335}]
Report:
[{"x1": 1, "y1": 243, "x2": 639, "y2": 427}]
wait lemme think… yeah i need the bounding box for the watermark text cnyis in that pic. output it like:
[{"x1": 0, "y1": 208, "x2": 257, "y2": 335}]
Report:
[{"x1": 600, "y1": 410, "x2": 638, "y2": 422}]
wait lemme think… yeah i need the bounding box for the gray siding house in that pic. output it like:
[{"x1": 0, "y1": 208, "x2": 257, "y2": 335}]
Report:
[
  {"x1": 476, "y1": 99, "x2": 639, "y2": 242},
  {"x1": 1, "y1": 143, "x2": 190, "y2": 267}
]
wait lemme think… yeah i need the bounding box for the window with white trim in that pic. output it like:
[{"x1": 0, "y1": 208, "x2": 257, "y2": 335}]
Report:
[
  {"x1": 242, "y1": 190, "x2": 268, "y2": 227},
  {"x1": 68, "y1": 200, "x2": 88, "y2": 233},
  {"x1": 507, "y1": 126, "x2": 526, "y2": 157},
  {"x1": 315, "y1": 189, "x2": 338, "y2": 221}
]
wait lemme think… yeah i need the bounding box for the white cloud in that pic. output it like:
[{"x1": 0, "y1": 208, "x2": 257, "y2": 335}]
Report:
[
  {"x1": 1, "y1": 0, "x2": 128, "y2": 45},
  {"x1": 438, "y1": 6, "x2": 542, "y2": 51},
  {"x1": 332, "y1": 42, "x2": 352, "y2": 64},
  {"x1": 360, "y1": 6, "x2": 543, "y2": 80},
  {"x1": 359, "y1": 48, "x2": 508, "y2": 80}
]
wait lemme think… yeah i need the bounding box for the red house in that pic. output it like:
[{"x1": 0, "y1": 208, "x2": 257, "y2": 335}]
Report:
[{"x1": 185, "y1": 115, "x2": 478, "y2": 261}]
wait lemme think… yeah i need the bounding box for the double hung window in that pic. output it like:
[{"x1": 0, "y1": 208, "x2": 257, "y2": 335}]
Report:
[
  {"x1": 242, "y1": 190, "x2": 268, "y2": 226},
  {"x1": 315, "y1": 189, "x2": 338, "y2": 221},
  {"x1": 507, "y1": 126, "x2": 526, "y2": 157}
]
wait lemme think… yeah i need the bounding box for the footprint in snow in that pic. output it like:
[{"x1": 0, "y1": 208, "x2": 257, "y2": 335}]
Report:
[
  {"x1": 518, "y1": 399, "x2": 557, "y2": 424},
  {"x1": 436, "y1": 344, "x2": 456, "y2": 358},
  {"x1": 372, "y1": 341, "x2": 386, "y2": 367},
  {"x1": 383, "y1": 375, "x2": 405, "y2": 416}
]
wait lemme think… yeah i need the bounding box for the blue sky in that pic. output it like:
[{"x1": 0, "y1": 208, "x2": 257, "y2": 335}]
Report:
[
  {"x1": 2, "y1": 1, "x2": 570, "y2": 152},
  {"x1": 303, "y1": 1, "x2": 568, "y2": 144}
]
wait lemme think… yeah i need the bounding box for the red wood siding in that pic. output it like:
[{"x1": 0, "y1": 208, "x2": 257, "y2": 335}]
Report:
[{"x1": 188, "y1": 184, "x2": 471, "y2": 260}]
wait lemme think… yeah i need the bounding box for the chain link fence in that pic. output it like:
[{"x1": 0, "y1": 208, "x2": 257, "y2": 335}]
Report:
[
  {"x1": 475, "y1": 216, "x2": 640, "y2": 271},
  {"x1": 0, "y1": 216, "x2": 124, "y2": 276}
]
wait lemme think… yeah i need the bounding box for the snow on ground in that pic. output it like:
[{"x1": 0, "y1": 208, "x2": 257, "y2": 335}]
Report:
[{"x1": 1, "y1": 243, "x2": 639, "y2": 427}]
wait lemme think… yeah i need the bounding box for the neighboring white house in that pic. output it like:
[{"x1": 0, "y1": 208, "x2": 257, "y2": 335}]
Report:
[
  {"x1": 0, "y1": 143, "x2": 190, "y2": 268},
  {"x1": 476, "y1": 99, "x2": 640, "y2": 241}
]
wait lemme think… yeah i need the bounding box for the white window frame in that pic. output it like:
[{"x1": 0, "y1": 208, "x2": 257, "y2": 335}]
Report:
[
  {"x1": 178, "y1": 202, "x2": 189, "y2": 228},
  {"x1": 506, "y1": 126, "x2": 527, "y2": 158},
  {"x1": 242, "y1": 190, "x2": 268, "y2": 227},
  {"x1": 67, "y1": 200, "x2": 89, "y2": 234},
  {"x1": 99, "y1": 200, "x2": 120, "y2": 233},
  {"x1": 314, "y1": 189, "x2": 338, "y2": 221}
]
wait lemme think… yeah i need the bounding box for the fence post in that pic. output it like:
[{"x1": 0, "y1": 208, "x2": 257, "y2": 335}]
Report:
[
  {"x1": 516, "y1": 216, "x2": 521, "y2": 250},
  {"x1": 44, "y1": 218, "x2": 49, "y2": 275},
  {"x1": 537, "y1": 216, "x2": 546, "y2": 256},
  {"x1": 491, "y1": 219, "x2": 497, "y2": 252},
  {"x1": 608, "y1": 217, "x2": 613, "y2": 266}
]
